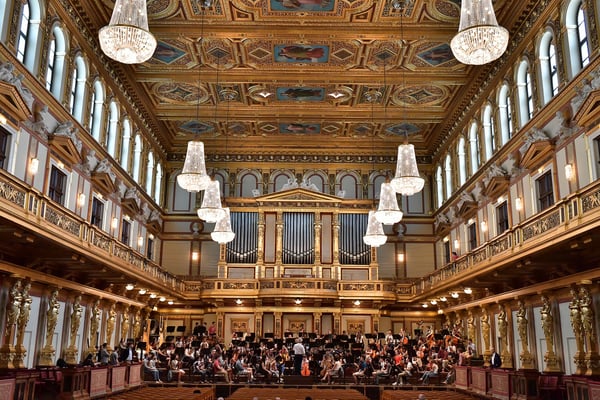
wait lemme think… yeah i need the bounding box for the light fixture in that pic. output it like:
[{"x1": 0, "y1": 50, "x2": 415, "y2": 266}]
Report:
[
  {"x1": 454, "y1": 239, "x2": 460, "y2": 250},
  {"x1": 111, "y1": 217, "x2": 119, "y2": 230},
  {"x1": 98, "y1": 0, "x2": 157, "y2": 64},
  {"x1": 77, "y1": 193, "x2": 86, "y2": 207},
  {"x1": 422, "y1": 303, "x2": 428, "y2": 308},
  {"x1": 167, "y1": 300, "x2": 174, "y2": 305},
  {"x1": 295, "y1": 299, "x2": 302, "y2": 305},
  {"x1": 29, "y1": 158, "x2": 39, "y2": 175},
  {"x1": 197, "y1": 179, "x2": 225, "y2": 223},
  {"x1": 235, "y1": 299, "x2": 243, "y2": 305},
  {"x1": 191, "y1": 251, "x2": 200, "y2": 261},
  {"x1": 397, "y1": 252, "x2": 405, "y2": 262},
  {"x1": 480, "y1": 221, "x2": 488, "y2": 232},
  {"x1": 391, "y1": 143, "x2": 425, "y2": 196},
  {"x1": 565, "y1": 164, "x2": 574, "y2": 181},
  {"x1": 375, "y1": 182, "x2": 403, "y2": 224},
  {"x1": 159, "y1": 296, "x2": 166, "y2": 302},
  {"x1": 149, "y1": 293, "x2": 157, "y2": 299},
  {"x1": 56, "y1": 161, "x2": 64, "y2": 169},
  {"x1": 437, "y1": 309, "x2": 444, "y2": 315},
  {"x1": 363, "y1": 210, "x2": 387, "y2": 247},
  {"x1": 138, "y1": 288, "x2": 147, "y2": 295},
  {"x1": 464, "y1": 287, "x2": 473, "y2": 295},
  {"x1": 515, "y1": 197, "x2": 523, "y2": 211},
  {"x1": 148, "y1": 233, "x2": 154, "y2": 240},
  {"x1": 177, "y1": 141, "x2": 211, "y2": 192},
  {"x1": 125, "y1": 283, "x2": 134, "y2": 291},
  {"x1": 451, "y1": 292, "x2": 459, "y2": 298},
  {"x1": 138, "y1": 236, "x2": 144, "y2": 248},
  {"x1": 353, "y1": 300, "x2": 361, "y2": 306},
  {"x1": 450, "y1": 0, "x2": 509, "y2": 65},
  {"x1": 439, "y1": 296, "x2": 447, "y2": 302},
  {"x1": 443, "y1": 236, "x2": 449, "y2": 243},
  {"x1": 430, "y1": 299, "x2": 437, "y2": 305},
  {"x1": 0, "y1": 113, "x2": 7, "y2": 125},
  {"x1": 211, "y1": 207, "x2": 235, "y2": 244}
]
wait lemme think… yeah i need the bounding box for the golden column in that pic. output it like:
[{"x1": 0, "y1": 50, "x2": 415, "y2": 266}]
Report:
[
  {"x1": 539, "y1": 293, "x2": 561, "y2": 372},
  {"x1": 39, "y1": 288, "x2": 61, "y2": 367},
  {"x1": 0, "y1": 279, "x2": 22, "y2": 369},
  {"x1": 497, "y1": 303, "x2": 513, "y2": 369}
]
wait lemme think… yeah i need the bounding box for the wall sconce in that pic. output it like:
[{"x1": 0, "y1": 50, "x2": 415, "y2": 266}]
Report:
[
  {"x1": 353, "y1": 300, "x2": 361, "y2": 306},
  {"x1": 464, "y1": 287, "x2": 473, "y2": 294},
  {"x1": 0, "y1": 113, "x2": 7, "y2": 125},
  {"x1": 29, "y1": 158, "x2": 39, "y2": 175},
  {"x1": 295, "y1": 299, "x2": 302, "y2": 305},
  {"x1": 191, "y1": 251, "x2": 199, "y2": 261},
  {"x1": 515, "y1": 197, "x2": 523, "y2": 211},
  {"x1": 480, "y1": 221, "x2": 488, "y2": 232},
  {"x1": 111, "y1": 217, "x2": 118, "y2": 230},
  {"x1": 148, "y1": 233, "x2": 155, "y2": 240},
  {"x1": 77, "y1": 193, "x2": 86, "y2": 207},
  {"x1": 235, "y1": 299, "x2": 243, "y2": 305},
  {"x1": 137, "y1": 236, "x2": 144, "y2": 248},
  {"x1": 565, "y1": 164, "x2": 574, "y2": 181},
  {"x1": 397, "y1": 252, "x2": 405, "y2": 262},
  {"x1": 443, "y1": 236, "x2": 449, "y2": 243},
  {"x1": 454, "y1": 239, "x2": 460, "y2": 250}
]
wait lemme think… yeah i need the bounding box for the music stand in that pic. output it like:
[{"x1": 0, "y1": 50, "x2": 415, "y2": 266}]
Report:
[
  {"x1": 176, "y1": 326, "x2": 186, "y2": 334},
  {"x1": 166, "y1": 326, "x2": 175, "y2": 333},
  {"x1": 264, "y1": 332, "x2": 274, "y2": 339}
]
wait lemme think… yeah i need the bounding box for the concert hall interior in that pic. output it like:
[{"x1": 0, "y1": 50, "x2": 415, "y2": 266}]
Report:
[{"x1": 0, "y1": 0, "x2": 599, "y2": 399}]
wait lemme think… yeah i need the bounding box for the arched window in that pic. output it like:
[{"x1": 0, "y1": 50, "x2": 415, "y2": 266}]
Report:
[
  {"x1": 566, "y1": 0, "x2": 590, "y2": 77},
  {"x1": 154, "y1": 163, "x2": 163, "y2": 204},
  {"x1": 69, "y1": 55, "x2": 87, "y2": 122},
  {"x1": 145, "y1": 151, "x2": 154, "y2": 194},
  {"x1": 120, "y1": 118, "x2": 131, "y2": 171},
  {"x1": 483, "y1": 104, "x2": 496, "y2": 159},
  {"x1": 0, "y1": 0, "x2": 11, "y2": 41},
  {"x1": 457, "y1": 137, "x2": 467, "y2": 186},
  {"x1": 516, "y1": 60, "x2": 534, "y2": 126},
  {"x1": 539, "y1": 30, "x2": 559, "y2": 104},
  {"x1": 45, "y1": 25, "x2": 67, "y2": 98},
  {"x1": 106, "y1": 101, "x2": 119, "y2": 157},
  {"x1": 89, "y1": 81, "x2": 104, "y2": 140},
  {"x1": 132, "y1": 134, "x2": 142, "y2": 183},
  {"x1": 469, "y1": 122, "x2": 480, "y2": 175},
  {"x1": 435, "y1": 165, "x2": 444, "y2": 208},
  {"x1": 498, "y1": 84, "x2": 513, "y2": 145},
  {"x1": 444, "y1": 154, "x2": 452, "y2": 199},
  {"x1": 16, "y1": 0, "x2": 42, "y2": 72}
]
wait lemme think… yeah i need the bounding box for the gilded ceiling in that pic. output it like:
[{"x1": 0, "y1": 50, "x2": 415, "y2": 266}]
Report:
[{"x1": 77, "y1": 0, "x2": 531, "y2": 162}]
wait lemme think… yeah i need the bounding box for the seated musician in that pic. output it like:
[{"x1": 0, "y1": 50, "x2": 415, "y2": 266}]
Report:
[{"x1": 393, "y1": 358, "x2": 413, "y2": 385}]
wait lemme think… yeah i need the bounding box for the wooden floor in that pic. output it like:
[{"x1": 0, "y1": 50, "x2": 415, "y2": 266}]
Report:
[
  {"x1": 225, "y1": 387, "x2": 369, "y2": 400},
  {"x1": 107, "y1": 386, "x2": 214, "y2": 400},
  {"x1": 381, "y1": 390, "x2": 479, "y2": 400}
]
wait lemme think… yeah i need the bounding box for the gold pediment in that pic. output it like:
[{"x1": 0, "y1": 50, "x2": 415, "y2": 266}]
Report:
[
  {"x1": 483, "y1": 176, "x2": 511, "y2": 200},
  {"x1": 457, "y1": 200, "x2": 478, "y2": 220},
  {"x1": 0, "y1": 81, "x2": 31, "y2": 124},
  {"x1": 520, "y1": 140, "x2": 554, "y2": 171},
  {"x1": 48, "y1": 135, "x2": 82, "y2": 167},
  {"x1": 121, "y1": 198, "x2": 141, "y2": 216},
  {"x1": 256, "y1": 188, "x2": 343, "y2": 205},
  {"x1": 573, "y1": 89, "x2": 600, "y2": 128},
  {"x1": 91, "y1": 172, "x2": 117, "y2": 196}
]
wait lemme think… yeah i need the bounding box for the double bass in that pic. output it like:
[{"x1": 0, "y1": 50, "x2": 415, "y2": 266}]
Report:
[{"x1": 301, "y1": 358, "x2": 311, "y2": 376}]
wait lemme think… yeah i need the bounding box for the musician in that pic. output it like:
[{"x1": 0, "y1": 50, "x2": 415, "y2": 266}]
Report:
[
  {"x1": 385, "y1": 330, "x2": 394, "y2": 346},
  {"x1": 354, "y1": 331, "x2": 364, "y2": 344},
  {"x1": 292, "y1": 337, "x2": 306, "y2": 374}
]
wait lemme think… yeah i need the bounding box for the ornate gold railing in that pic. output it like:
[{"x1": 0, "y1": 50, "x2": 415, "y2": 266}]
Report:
[{"x1": 0, "y1": 169, "x2": 185, "y2": 293}]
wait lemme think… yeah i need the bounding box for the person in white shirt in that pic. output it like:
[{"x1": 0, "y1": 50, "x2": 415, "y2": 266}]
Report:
[{"x1": 292, "y1": 338, "x2": 306, "y2": 375}]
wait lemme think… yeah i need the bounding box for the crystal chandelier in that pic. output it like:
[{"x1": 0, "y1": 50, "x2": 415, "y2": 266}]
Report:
[
  {"x1": 450, "y1": 0, "x2": 509, "y2": 65},
  {"x1": 197, "y1": 179, "x2": 225, "y2": 223},
  {"x1": 375, "y1": 182, "x2": 403, "y2": 225},
  {"x1": 98, "y1": 0, "x2": 157, "y2": 64},
  {"x1": 177, "y1": 141, "x2": 211, "y2": 192},
  {"x1": 211, "y1": 207, "x2": 235, "y2": 244},
  {"x1": 363, "y1": 211, "x2": 387, "y2": 247},
  {"x1": 390, "y1": 143, "x2": 425, "y2": 196}
]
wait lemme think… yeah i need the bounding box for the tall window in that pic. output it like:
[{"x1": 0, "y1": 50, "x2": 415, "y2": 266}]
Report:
[
  {"x1": 517, "y1": 60, "x2": 533, "y2": 126},
  {"x1": 469, "y1": 122, "x2": 480, "y2": 175},
  {"x1": 121, "y1": 219, "x2": 131, "y2": 245},
  {"x1": 444, "y1": 240, "x2": 451, "y2": 264},
  {"x1": 146, "y1": 236, "x2": 154, "y2": 259},
  {"x1": 499, "y1": 84, "x2": 513, "y2": 145},
  {"x1": 483, "y1": 104, "x2": 496, "y2": 159},
  {"x1": 91, "y1": 197, "x2": 104, "y2": 228},
  {"x1": 536, "y1": 171, "x2": 554, "y2": 212},
  {"x1": 106, "y1": 101, "x2": 119, "y2": 157},
  {"x1": 444, "y1": 154, "x2": 452, "y2": 199},
  {"x1": 566, "y1": 0, "x2": 590, "y2": 77},
  {"x1": 154, "y1": 163, "x2": 163, "y2": 205},
  {"x1": 16, "y1": 2, "x2": 30, "y2": 63},
  {"x1": 45, "y1": 38, "x2": 55, "y2": 91},
  {"x1": 90, "y1": 81, "x2": 104, "y2": 140},
  {"x1": 132, "y1": 134, "x2": 142, "y2": 183},
  {"x1": 16, "y1": 0, "x2": 42, "y2": 72},
  {"x1": 496, "y1": 201, "x2": 509, "y2": 235},
  {"x1": 48, "y1": 166, "x2": 67, "y2": 205},
  {"x1": 457, "y1": 137, "x2": 467, "y2": 186},
  {"x1": 69, "y1": 55, "x2": 87, "y2": 122},
  {"x1": 539, "y1": 31, "x2": 559, "y2": 104},
  {"x1": 467, "y1": 223, "x2": 477, "y2": 251},
  {"x1": 0, "y1": 126, "x2": 10, "y2": 169},
  {"x1": 436, "y1": 165, "x2": 443, "y2": 208},
  {"x1": 577, "y1": 5, "x2": 590, "y2": 68},
  {"x1": 145, "y1": 151, "x2": 154, "y2": 194},
  {"x1": 120, "y1": 118, "x2": 131, "y2": 170},
  {"x1": 45, "y1": 25, "x2": 67, "y2": 98}
]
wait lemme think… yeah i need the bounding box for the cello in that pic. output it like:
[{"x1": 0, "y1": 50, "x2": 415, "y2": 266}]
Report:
[{"x1": 301, "y1": 357, "x2": 311, "y2": 376}]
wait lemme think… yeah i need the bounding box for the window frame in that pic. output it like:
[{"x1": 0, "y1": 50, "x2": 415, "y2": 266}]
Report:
[
  {"x1": 90, "y1": 196, "x2": 105, "y2": 229},
  {"x1": 121, "y1": 218, "x2": 131, "y2": 246},
  {"x1": 536, "y1": 170, "x2": 555, "y2": 212},
  {"x1": 48, "y1": 165, "x2": 67, "y2": 205},
  {"x1": 0, "y1": 126, "x2": 11, "y2": 170},
  {"x1": 496, "y1": 201, "x2": 509, "y2": 235},
  {"x1": 467, "y1": 222, "x2": 477, "y2": 251}
]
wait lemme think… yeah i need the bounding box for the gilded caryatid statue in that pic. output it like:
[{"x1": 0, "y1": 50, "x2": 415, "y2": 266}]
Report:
[
  {"x1": 497, "y1": 303, "x2": 513, "y2": 368},
  {"x1": 105, "y1": 303, "x2": 117, "y2": 351},
  {"x1": 14, "y1": 281, "x2": 32, "y2": 369},
  {"x1": 64, "y1": 295, "x2": 83, "y2": 365},
  {"x1": 540, "y1": 294, "x2": 560, "y2": 372},
  {"x1": 40, "y1": 289, "x2": 61, "y2": 366},
  {"x1": 480, "y1": 306, "x2": 491, "y2": 367},
  {"x1": 121, "y1": 307, "x2": 130, "y2": 342},
  {"x1": 0, "y1": 279, "x2": 22, "y2": 369},
  {"x1": 517, "y1": 299, "x2": 535, "y2": 369},
  {"x1": 88, "y1": 299, "x2": 101, "y2": 355},
  {"x1": 579, "y1": 286, "x2": 600, "y2": 375},
  {"x1": 467, "y1": 309, "x2": 477, "y2": 349},
  {"x1": 570, "y1": 286, "x2": 587, "y2": 375}
]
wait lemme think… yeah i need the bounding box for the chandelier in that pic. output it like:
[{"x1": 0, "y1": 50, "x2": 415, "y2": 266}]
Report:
[
  {"x1": 177, "y1": 141, "x2": 211, "y2": 192},
  {"x1": 450, "y1": 0, "x2": 509, "y2": 65},
  {"x1": 98, "y1": 0, "x2": 157, "y2": 64},
  {"x1": 197, "y1": 179, "x2": 225, "y2": 223},
  {"x1": 375, "y1": 182, "x2": 403, "y2": 224},
  {"x1": 390, "y1": 143, "x2": 425, "y2": 196},
  {"x1": 363, "y1": 211, "x2": 387, "y2": 247},
  {"x1": 211, "y1": 207, "x2": 235, "y2": 244}
]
